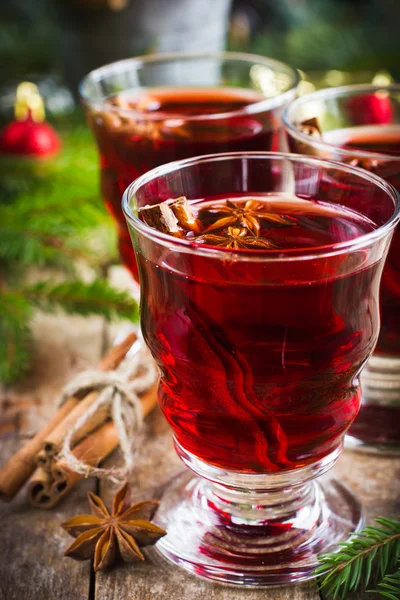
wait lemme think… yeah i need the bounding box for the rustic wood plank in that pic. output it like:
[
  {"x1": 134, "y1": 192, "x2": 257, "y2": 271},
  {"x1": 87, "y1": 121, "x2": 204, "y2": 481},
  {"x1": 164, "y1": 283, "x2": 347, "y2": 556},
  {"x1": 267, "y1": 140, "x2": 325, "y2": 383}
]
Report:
[
  {"x1": 0, "y1": 438, "x2": 94, "y2": 600},
  {"x1": 334, "y1": 450, "x2": 400, "y2": 521},
  {"x1": 0, "y1": 312, "x2": 105, "y2": 600}
]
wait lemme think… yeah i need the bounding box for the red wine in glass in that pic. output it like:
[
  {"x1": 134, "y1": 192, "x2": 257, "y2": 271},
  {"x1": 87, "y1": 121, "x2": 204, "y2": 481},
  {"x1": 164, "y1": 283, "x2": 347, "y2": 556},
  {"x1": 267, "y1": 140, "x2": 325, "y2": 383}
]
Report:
[
  {"x1": 86, "y1": 87, "x2": 282, "y2": 278},
  {"x1": 122, "y1": 152, "x2": 397, "y2": 585},
  {"x1": 138, "y1": 194, "x2": 378, "y2": 472},
  {"x1": 283, "y1": 87, "x2": 400, "y2": 452},
  {"x1": 324, "y1": 125, "x2": 400, "y2": 357}
]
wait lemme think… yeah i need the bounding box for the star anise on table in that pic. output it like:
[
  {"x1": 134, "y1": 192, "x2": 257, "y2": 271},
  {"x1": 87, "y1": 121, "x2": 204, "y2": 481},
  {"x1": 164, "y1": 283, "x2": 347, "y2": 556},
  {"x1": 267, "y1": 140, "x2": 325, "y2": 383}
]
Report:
[
  {"x1": 195, "y1": 226, "x2": 276, "y2": 249},
  {"x1": 199, "y1": 199, "x2": 292, "y2": 236},
  {"x1": 62, "y1": 484, "x2": 166, "y2": 572}
]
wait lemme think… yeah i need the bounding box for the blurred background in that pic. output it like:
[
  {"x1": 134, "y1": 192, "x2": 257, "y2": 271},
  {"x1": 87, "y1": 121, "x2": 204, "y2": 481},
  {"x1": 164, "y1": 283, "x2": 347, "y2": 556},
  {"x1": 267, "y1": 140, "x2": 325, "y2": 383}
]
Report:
[
  {"x1": 1, "y1": 0, "x2": 399, "y2": 112},
  {"x1": 1, "y1": 0, "x2": 400, "y2": 384}
]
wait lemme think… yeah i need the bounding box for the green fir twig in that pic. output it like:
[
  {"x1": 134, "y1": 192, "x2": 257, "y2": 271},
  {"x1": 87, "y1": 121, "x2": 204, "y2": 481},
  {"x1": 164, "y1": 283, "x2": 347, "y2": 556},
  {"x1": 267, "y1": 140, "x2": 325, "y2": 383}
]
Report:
[
  {"x1": 0, "y1": 114, "x2": 137, "y2": 384},
  {"x1": 315, "y1": 517, "x2": 400, "y2": 599},
  {"x1": 372, "y1": 567, "x2": 400, "y2": 600},
  {"x1": 23, "y1": 280, "x2": 138, "y2": 322},
  {"x1": 0, "y1": 293, "x2": 32, "y2": 383}
]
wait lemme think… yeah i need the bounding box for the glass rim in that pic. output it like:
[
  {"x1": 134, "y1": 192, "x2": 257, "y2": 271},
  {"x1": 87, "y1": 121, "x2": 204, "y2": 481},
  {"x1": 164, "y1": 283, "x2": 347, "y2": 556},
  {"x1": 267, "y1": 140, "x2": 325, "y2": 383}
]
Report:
[
  {"x1": 283, "y1": 83, "x2": 400, "y2": 161},
  {"x1": 79, "y1": 51, "x2": 301, "y2": 122},
  {"x1": 122, "y1": 151, "x2": 400, "y2": 263}
]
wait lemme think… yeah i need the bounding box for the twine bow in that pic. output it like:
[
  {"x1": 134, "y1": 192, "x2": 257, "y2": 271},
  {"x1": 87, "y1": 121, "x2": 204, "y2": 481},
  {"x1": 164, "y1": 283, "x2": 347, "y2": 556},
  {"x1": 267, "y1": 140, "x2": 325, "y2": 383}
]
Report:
[{"x1": 57, "y1": 339, "x2": 157, "y2": 483}]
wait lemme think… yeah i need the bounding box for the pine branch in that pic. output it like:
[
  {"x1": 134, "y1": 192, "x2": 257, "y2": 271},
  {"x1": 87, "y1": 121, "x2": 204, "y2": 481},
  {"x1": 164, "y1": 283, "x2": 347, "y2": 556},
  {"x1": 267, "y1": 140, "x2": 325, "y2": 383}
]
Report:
[
  {"x1": 0, "y1": 116, "x2": 129, "y2": 384},
  {"x1": 23, "y1": 279, "x2": 139, "y2": 322},
  {"x1": 0, "y1": 229, "x2": 76, "y2": 271},
  {"x1": 315, "y1": 518, "x2": 400, "y2": 599},
  {"x1": 372, "y1": 567, "x2": 400, "y2": 600},
  {"x1": 0, "y1": 293, "x2": 32, "y2": 384}
]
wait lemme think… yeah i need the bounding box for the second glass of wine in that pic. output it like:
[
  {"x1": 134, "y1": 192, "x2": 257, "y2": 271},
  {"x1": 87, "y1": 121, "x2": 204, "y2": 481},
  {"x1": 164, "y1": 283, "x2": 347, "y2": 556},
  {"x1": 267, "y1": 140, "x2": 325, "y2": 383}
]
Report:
[
  {"x1": 80, "y1": 52, "x2": 300, "y2": 279},
  {"x1": 283, "y1": 85, "x2": 400, "y2": 453}
]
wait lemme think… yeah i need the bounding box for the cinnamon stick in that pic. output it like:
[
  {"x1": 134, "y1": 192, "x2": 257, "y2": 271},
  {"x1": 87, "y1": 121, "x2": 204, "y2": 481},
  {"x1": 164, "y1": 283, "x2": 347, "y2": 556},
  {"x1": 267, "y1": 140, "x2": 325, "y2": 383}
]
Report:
[
  {"x1": 48, "y1": 421, "x2": 119, "y2": 508},
  {"x1": 0, "y1": 398, "x2": 77, "y2": 503},
  {"x1": 38, "y1": 332, "x2": 138, "y2": 467},
  {"x1": 138, "y1": 380, "x2": 159, "y2": 418},
  {"x1": 33, "y1": 380, "x2": 159, "y2": 509},
  {"x1": 139, "y1": 203, "x2": 184, "y2": 237},
  {"x1": 26, "y1": 467, "x2": 54, "y2": 509},
  {"x1": 37, "y1": 390, "x2": 110, "y2": 471},
  {"x1": 169, "y1": 197, "x2": 201, "y2": 233},
  {"x1": 294, "y1": 117, "x2": 324, "y2": 157},
  {"x1": 139, "y1": 197, "x2": 202, "y2": 237},
  {"x1": 298, "y1": 116, "x2": 322, "y2": 137},
  {"x1": 0, "y1": 332, "x2": 137, "y2": 502}
]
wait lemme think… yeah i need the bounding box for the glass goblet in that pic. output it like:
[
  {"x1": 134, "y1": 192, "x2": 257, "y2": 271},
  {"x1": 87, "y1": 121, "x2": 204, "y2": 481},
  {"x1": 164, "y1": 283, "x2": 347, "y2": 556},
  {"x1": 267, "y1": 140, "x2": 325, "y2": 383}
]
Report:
[
  {"x1": 80, "y1": 51, "x2": 299, "y2": 280},
  {"x1": 122, "y1": 151, "x2": 399, "y2": 585}
]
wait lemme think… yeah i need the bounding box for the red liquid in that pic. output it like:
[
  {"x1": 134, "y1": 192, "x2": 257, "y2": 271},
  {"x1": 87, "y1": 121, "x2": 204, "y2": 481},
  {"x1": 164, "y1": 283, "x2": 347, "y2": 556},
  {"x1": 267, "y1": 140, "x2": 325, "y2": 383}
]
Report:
[
  {"x1": 86, "y1": 88, "x2": 279, "y2": 278},
  {"x1": 324, "y1": 125, "x2": 400, "y2": 357},
  {"x1": 138, "y1": 195, "x2": 380, "y2": 473}
]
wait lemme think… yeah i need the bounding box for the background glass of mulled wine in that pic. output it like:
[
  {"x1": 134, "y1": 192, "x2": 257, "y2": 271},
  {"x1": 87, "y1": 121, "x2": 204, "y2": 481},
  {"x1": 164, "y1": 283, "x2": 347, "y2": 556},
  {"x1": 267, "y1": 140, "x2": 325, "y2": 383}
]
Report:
[
  {"x1": 283, "y1": 85, "x2": 400, "y2": 453},
  {"x1": 80, "y1": 51, "x2": 300, "y2": 279},
  {"x1": 122, "y1": 152, "x2": 399, "y2": 586}
]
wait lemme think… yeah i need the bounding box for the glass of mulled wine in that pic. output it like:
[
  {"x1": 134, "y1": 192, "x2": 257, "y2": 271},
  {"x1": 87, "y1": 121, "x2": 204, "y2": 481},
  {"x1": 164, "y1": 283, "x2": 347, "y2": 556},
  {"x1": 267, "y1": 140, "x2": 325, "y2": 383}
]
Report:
[
  {"x1": 283, "y1": 85, "x2": 400, "y2": 453},
  {"x1": 122, "y1": 152, "x2": 399, "y2": 586},
  {"x1": 80, "y1": 52, "x2": 299, "y2": 279}
]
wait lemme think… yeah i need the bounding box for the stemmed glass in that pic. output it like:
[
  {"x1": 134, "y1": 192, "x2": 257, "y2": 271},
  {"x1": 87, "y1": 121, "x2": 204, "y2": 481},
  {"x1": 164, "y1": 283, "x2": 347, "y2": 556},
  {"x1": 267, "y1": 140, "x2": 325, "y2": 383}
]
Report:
[
  {"x1": 122, "y1": 152, "x2": 399, "y2": 585},
  {"x1": 283, "y1": 85, "x2": 400, "y2": 452},
  {"x1": 80, "y1": 52, "x2": 300, "y2": 280}
]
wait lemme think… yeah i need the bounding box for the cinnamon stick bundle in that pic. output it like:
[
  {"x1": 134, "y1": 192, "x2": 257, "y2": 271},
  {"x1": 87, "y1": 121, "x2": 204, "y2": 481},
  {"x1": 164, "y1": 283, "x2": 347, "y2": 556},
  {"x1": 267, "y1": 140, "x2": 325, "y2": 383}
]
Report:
[
  {"x1": 28, "y1": 381, "x2": 159, "y2": 509},
  {"x1": 28, "y1": 423, "x2": 118, "y2": 509},
  {"x1": 36, "y1": 390, "x2": 110, "y2": 473},
  {"x1": 0, "y1": 333, "x2": 137, "y2": 502}
]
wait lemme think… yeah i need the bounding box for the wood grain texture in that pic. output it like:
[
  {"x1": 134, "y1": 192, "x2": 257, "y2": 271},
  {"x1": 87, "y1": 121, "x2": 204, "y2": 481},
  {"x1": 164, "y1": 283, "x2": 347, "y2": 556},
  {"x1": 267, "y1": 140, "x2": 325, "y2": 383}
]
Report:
[
  {"x1": 96, "y1": 558, "x2": 320, "y2": 600},
  {"x1": 0, "y1": 442, "x2": 94, "y2": 600},
  {"x1": 0, "y1": 313, "x2": 105, "y2": 600}
]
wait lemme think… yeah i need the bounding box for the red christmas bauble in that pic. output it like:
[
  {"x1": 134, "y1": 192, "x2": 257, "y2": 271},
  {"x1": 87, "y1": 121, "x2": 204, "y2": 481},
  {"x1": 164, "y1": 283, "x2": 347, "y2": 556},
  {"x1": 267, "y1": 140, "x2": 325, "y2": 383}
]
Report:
[
  {"x1": 0, "y1": 118, "x2": 60, "y2": 158},
  {"x1": 0, "y1": 82, "x2": 61, "y2": 159},
  {"x1": 347, "y1": 92, "x2": 393, "y2": 126}
]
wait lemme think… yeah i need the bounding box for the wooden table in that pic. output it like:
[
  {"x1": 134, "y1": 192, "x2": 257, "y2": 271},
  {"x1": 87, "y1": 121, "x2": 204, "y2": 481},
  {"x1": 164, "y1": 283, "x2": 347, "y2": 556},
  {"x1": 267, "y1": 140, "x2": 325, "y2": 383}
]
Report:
[{"x1": 1, "y1": 311, "x2": 398, "y2": 600}]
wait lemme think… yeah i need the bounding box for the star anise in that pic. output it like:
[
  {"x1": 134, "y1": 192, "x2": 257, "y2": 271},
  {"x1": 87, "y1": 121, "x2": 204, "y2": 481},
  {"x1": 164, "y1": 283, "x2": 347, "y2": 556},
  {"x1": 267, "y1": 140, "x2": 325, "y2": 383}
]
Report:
[
  {"x1": 62, "y1": 484, "x2": 166, "y2": 571},
  {"x1": 195, "y1": 226, "x2": 276, "y2": 249},
  {"x1": 199, "y1": 199, "x2": 291, "y2": 236}
]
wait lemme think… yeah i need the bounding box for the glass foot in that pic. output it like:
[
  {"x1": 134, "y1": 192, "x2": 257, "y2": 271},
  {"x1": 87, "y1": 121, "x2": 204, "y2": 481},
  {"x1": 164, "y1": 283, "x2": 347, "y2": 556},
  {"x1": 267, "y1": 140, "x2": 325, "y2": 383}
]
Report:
[{"x1": 154, "y1": 455, "x2": 364, "y2": 586}]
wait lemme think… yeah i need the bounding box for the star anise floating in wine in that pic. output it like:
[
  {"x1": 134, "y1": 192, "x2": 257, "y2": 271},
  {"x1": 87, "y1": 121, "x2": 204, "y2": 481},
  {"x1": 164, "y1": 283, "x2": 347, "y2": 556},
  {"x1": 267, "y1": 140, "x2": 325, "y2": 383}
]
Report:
[
  {"x1": 62, "y1": 484, "x2": 166, "y2": 571},
  {"x1": 196, "y1": 226, "x2": 277, "y2": 249},
  {"x1": 199, "y1": 199, "x2": 292, "y2": 236},
  {"x1": 139, "y1": 196, "x2": 296, "y2": 250}
]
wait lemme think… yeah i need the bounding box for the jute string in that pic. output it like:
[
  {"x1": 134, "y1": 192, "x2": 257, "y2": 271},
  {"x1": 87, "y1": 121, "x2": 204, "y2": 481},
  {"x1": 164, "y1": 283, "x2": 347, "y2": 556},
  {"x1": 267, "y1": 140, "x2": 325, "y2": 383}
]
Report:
[{"x1": 56, "y1": 338, "x2": 158, "y2": 483}]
